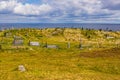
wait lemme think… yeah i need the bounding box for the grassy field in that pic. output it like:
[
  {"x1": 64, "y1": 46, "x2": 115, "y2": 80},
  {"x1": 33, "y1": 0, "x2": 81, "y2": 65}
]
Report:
[
  {"x1": 0, "y1": 48, "x2": 120, "y2": 80},
  {"x1": 0, "y1": 28, "x2": 120, "y2": 80}
]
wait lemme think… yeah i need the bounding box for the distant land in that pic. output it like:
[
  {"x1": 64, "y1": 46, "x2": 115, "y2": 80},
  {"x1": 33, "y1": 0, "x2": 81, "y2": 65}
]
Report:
[{"x1": 0, "y1": 23, "x2": 120, "y2": 31}]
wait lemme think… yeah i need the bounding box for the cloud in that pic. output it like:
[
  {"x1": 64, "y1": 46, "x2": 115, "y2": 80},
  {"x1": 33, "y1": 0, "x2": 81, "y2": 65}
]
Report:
[
  {"x1": 0, "y1": 0, "x2": 105, "y2": 16},
  {"x1": 13, "y1": 3, "x2": 52, "y2": 16},
  {"x1": 0, "y1": 0, "x2": 52, "y2": 16},
  {"x1": 0, "y1": 0, "x2": 120, "y2": 23},
  {"x1": 46, "y1": 0, "x2": 103, "y2": 15},
  {"x1": 0, "y1": 0, "x2": 17, "y2": 12},
  {"x1": 102, "y1": 0, "x2": 120, "y2": 10}
]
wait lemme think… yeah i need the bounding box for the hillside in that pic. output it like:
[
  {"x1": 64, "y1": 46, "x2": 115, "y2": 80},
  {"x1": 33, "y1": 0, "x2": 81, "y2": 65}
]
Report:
[
  {"x1": 0, "y1": 28, "x2": 120, "y2": 80},
  {"x1": 0, "y1": 28, "x2": 120, "y2": 50}
]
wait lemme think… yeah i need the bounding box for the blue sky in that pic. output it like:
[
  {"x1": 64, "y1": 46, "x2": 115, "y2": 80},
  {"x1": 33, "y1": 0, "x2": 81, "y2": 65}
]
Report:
[
  {"x1": 0, "y1": 0, "x2": 120, "y2": 23},
  {"x1": 20, "y1": 0, "x2": 42, "y2": 4}
]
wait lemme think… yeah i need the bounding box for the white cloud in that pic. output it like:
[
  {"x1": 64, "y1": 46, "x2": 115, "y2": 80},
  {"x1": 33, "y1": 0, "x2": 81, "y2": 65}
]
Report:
[
  {"x1": 0, "y1": 0, "x2": 52, "y2": 16},
  {"x1": 0, "y1": 0, "x2": 111, "y2": 16},
  {"x1": 0, "y1": 0, "x2": 17, "y2": 11},
  {"x1": 0, "y1": 0, "x2": 120, "y2": 22},
  {"x1": 13, "y1": 3, "x2": 52, "y2": 15}
]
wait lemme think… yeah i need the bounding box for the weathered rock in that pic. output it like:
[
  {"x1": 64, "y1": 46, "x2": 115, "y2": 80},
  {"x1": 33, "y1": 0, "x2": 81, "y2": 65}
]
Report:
[{"x1": 18, "y1": 65, "x2": 26, "y2": 72}]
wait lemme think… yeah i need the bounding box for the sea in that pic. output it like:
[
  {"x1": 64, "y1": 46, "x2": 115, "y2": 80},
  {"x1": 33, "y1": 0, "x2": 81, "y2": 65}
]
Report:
[{"x1": 0, "y1": 23, "x2": 120, "y2": 31}]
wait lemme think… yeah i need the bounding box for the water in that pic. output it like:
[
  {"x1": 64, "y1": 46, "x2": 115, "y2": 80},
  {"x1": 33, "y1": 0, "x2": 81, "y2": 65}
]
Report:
[{"x1": 0, "y1": 23, "x2": 120, "y2": 31}]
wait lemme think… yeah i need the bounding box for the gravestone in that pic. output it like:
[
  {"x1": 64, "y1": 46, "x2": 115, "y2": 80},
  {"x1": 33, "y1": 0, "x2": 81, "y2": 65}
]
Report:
[
  {"x1": 79, "y1": 38, "x2": 82, "y2": 49},
  {"x1": 0, "y1": 45, "x2": 2, "y2": 50},
  {"x1": 47, "y1": 45, "x2": 58, "y2": 49},
  {"x1": 18, "y1": 65, "x2": 26, "y2": 72},
  {"x1": 67, "y1": 42, "x2": 70, "y2": 48},
  {"x1": 4, "y1": 32, "x2": 12, "y2": 37},
  {"x1": 29, "y1": 42, "x2": 40, "y2": 46},
  {"x1": 13, "y1": 36, "x2": 23, "y2": 46}
]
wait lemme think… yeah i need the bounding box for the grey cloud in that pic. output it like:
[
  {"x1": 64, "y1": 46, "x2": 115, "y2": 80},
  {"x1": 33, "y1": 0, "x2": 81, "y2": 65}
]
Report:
[{"x1": 101, "y1": 0, "x2": 120, "y2": 10}]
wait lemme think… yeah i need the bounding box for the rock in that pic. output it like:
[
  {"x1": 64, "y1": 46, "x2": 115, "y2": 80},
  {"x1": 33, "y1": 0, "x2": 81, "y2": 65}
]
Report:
[{"x1": 18, "y1": 65, "x2": 26, "y2": 72}]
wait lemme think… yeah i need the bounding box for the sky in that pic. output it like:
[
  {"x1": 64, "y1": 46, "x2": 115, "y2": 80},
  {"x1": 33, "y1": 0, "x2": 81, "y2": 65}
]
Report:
[{"x1": 0, "y1": 0, "x2": 120, "y2": 23}]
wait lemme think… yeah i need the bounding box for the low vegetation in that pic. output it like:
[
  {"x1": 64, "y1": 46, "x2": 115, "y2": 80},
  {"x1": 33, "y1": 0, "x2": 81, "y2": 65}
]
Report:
[{"x1": 0, "y1": 28, "x2": 120, "y2": 80}]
